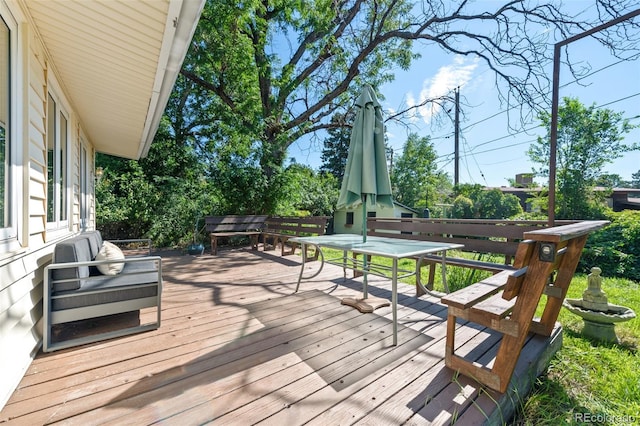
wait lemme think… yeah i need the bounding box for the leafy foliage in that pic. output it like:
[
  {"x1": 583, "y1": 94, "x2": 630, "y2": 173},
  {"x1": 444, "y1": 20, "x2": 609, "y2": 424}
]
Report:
[
  {"x1": 274, "y1": 164, "x2": 339, "y2": 216},
  {"x1": 391, "y1": 133, "x2": 449, "y2": 210},
  {"x1": 451, "y1": 184, "x2": 523, "y2": 219},
  {"x1": 580, "y1": 210, "x2": 640, "y2": 280},
  {"x1": 96, "y1": 117, "x2": 221, "y2": 247},
  {"x1": 96, "y1": 1, "x2": 640, "y2": 249},
  {"x1": 96, "y1": 120, "x2": 339, "y2": 247},
  {"x1": 632, "y1": 170, "x2": 640, "y2": 188},
  {"x1": 528, "y1": 97, "x2": 637, "y2": 219},
  {"x1": 177, "y1": 0, "x2": 640, "y2": 208},
  {"x1": 319, "y1": 114, "x2": 351, "y2": 183}
]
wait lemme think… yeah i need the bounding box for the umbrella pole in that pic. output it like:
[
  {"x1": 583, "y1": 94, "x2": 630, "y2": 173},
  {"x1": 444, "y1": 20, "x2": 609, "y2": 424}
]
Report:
[
  {"x1": 362, "y1": 195, "x2": 368, "y2": 299},
  {"x1": 341, "y1": 193, "x2": 391, "y2": 313}
]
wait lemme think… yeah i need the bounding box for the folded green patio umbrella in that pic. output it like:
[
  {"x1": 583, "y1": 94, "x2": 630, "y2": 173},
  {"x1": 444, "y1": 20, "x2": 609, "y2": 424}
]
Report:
[
  {"x1": 337, "y1": 84, "x2": 394, "y2": 243},
  {"x1": 337, "y1": 85, "x2": 393, "y2": 309}
]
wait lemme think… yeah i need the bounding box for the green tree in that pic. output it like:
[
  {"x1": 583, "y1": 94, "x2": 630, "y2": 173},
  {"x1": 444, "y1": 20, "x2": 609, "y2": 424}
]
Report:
[
  {"x1": 453, "y1": 184, "x2": 485, "y2": 202},
  {"x1": 95, "y1": 157, "x2": 152, "y2": 239},
  {"x1": 631, "y1": 170, "x2": 640, "y2": 188},
  {"x1": 450, "y1": 184, "x2": 523, "y2": 219},
  {"x1": 96, "y1": 116, "x2": 221, "y2": 247},
  {"x1": 580, "y1": 210, "x2": 640, "y2": 280},
  {"x1": 277, "y1": 164, "x2": 339, "y2": 216},
  {"x1": 177, "y1": 1, "x2": 638, "y2": 212},
  {"x1": 528, "y1": 97, "x2": 637, "y2": 219},
  {"x1": 391, "y1": 133, "x2": 446, "y2": 209},
  {"x1": 452, "y1": 195, "x2": 473, "y2": 219},
  {"x1": 320, "y1": 114, "x2": 351, "y2": 183},
  {"x1": 595, "y1": 173, "x2": 628, "y2": 188},
  {"x1": 475, "y1": 189, "x2": 523, "y2": 219}
]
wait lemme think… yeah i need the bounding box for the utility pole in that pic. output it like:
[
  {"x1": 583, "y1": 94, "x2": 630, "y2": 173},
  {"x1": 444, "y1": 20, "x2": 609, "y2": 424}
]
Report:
[
  {"x1": 454, "y1": 87, "x2": 460, "y2": 186},
  {"x1": 547, "y1": 8, "x2": 640, "y2": 226}
]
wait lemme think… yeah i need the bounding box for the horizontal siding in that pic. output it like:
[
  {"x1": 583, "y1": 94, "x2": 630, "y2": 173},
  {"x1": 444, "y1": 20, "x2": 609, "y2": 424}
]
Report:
[
  {"x1": 1, "y1": 0, "x2": 187, "y2": 411},
  {"x1": 0, "y1": 256, "x2": 28, "y2": 293},
  {"x1": 27, "y1": 142, "x2": 45, "y2": 174},
  {"x1": 71, "y1": 127, "x2": 80, "y2": 232},
  {"x1": 0, "y1": 322, "x2": 40, "y2": 413},
  {"x1": 28, "y1": 33, "x2": 47, "y2": 245},
  {"x1": 0, "y1": 274, "x2": 42, "y2": 340},
  {"x1": 27, "y1": 233, "x2": 45, "y2": 249},
  {"x1": 0, "y1": 243, "x2": 53, "y2": 410},
  {"x1": 28, "y1": 197, "x2": 45, "y2": 217},
  {"x1": 27, "y1": 217, "x2": 45, "y2": 237},
  {"x1": 0, "y1": 16, "x2": 50, "y2": 410}
]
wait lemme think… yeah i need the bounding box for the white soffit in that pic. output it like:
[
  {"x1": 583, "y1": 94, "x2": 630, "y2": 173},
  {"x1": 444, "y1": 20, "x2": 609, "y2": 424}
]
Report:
[{"x1": 25, "y1": 0, "x2": 203, "y2": 159}]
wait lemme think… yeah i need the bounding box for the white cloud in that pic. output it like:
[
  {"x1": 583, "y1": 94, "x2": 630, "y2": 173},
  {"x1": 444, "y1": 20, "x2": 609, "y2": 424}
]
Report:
[{"x1": 407, "y1": 55, "x2": 479, "y2": 123}]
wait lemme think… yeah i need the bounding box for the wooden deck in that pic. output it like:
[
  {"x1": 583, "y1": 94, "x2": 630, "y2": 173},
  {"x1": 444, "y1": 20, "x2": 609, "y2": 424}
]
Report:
[{"x1": 1, "y1": 247, "x2": 562, "y2": 425}]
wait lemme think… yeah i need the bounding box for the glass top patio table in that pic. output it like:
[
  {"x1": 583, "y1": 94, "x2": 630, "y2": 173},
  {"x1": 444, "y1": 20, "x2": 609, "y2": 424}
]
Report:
[
  {"x1": 289, "y1": 234, "x2": 463, "y2": 345},
  {"x1": 290, "y1": 234, "x2": 462, "y2": 258}
]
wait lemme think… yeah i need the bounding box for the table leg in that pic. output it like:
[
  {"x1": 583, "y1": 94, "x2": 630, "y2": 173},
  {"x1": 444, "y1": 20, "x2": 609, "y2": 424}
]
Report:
[
  {"x1": 294, "y1": 243, "x2": 308, "y2": 293},
  {"x1": 441, "y1": 251, "x2": 450, "y2": 293},
  {"x1": 362, "y1": 253, "x2": 369, "y2": 299},
  {"x1": 392, "y1": 257, "x2": 398, "y2": 346},
  {"x1": 294, "y1": 243, "x2": 324, "y2": 292},
  {"x1": 342, "y1": 250, "x2": 347, "y2": 280}
]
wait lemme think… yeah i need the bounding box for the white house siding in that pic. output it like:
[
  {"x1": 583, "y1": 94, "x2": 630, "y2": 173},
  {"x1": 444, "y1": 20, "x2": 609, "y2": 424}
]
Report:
[
  {"x1": 70, "y1": 121, "x2": 82, "y2": 233},
  {"x1": 334, "y1": 204, "x2": 397, "y2": 235},
  {"x1": 28, "y1": 26, "x2": 48, "y2": 246},
  {"x1": 0, "y1": 0, "x2": 203, "y2": 410},
  {"x1": 0, "y1": 3, "x2": 90, "y2": 409}
]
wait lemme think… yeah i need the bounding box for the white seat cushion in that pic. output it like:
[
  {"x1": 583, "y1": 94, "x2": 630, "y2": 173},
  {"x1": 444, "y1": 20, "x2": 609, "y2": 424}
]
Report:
[{"x1": 95, "y1": 241, "x2": 125, "y2": 275}]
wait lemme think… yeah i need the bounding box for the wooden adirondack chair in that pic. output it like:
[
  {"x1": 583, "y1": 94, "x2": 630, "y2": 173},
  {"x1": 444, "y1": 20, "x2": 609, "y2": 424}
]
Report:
[{"x1": 441, "y1": 220, "x2": 608, "y2": 393}]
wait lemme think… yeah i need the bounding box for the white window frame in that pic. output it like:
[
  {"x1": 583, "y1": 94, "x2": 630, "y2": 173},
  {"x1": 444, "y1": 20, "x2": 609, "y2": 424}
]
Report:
[
  {"x1": 46, "y1": 88, "x2": 70, "y2": 231},
  {"x1": 0, "y1": 4, "x2": 21, "y2": 252}
]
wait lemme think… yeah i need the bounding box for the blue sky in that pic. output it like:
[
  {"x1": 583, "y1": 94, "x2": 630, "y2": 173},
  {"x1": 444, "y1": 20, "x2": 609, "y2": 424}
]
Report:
[{"x1": 287, "y1": 4, "x2": 640, "y2": 188}]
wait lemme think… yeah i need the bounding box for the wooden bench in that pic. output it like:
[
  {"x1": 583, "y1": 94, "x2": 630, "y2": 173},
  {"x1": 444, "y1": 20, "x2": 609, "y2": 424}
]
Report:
[
  {"x1": 205, "y1": 215, "x2": 268, "y2": 255},
  {"x1": 262, "y1": 216, "x2": 330, "y2": 259},
  {"x1": 367, "y1": 217, "x2": 576, "y2": 294},
  {"x1": 440, "y1": 220, "x2": 608, "y2": 393}
]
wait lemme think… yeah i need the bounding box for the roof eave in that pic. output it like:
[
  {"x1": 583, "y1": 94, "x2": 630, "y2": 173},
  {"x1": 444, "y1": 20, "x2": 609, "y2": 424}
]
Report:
[{"x1": 138, "y1": 0, "x2": 204, "y2": 159}]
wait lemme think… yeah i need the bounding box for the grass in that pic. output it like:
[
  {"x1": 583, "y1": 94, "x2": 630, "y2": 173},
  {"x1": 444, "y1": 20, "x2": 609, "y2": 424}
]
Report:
[
  {"x1": 319, "y1": 248, "x2": 640, "y2": 425},
  {"x1": 512, "y1": 274, "x2": 639, "y2": 425}
]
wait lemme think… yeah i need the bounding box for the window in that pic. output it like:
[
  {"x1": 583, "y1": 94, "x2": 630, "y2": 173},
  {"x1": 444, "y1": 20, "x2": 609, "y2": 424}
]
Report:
[
  {"x1": 0, "y1": 17, "x2": 8, "y2": 230},
  {"x1": 367, "y1": 211, "x2": 376, "y2": 218},
  {"x1": 79, "y1": 144, "x2": 90, "y2": 230},
  {"x1": 346, "y1": 212, "x2": 354, "y2": 226},
  {"x1": 46, "y1": 93, "x2": 69, "y2": 227},
  {"x1": 0, "y1": 10, "x2": 17, "y2": 248}
]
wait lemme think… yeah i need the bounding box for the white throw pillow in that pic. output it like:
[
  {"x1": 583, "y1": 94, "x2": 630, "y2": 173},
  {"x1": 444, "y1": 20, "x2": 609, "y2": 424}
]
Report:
[{"x1": 95, "y1": 241, "x2": 125, "y2": 275}]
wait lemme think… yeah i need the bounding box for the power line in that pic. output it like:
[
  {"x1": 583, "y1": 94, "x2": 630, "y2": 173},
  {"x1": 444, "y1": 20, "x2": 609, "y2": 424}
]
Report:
[
  {"x1": 470, "y1": 125, "x2": 543, "y2": 150},
  {"x1": 455, "y1": 90, "x2": 639, "y2": 155},
  {"x1": 406, "y1": 56, "x2": 639, "y2": 177},
  {"x1": 596, "y1": 91, "x2": 640, "y2": 109},
  {"x1": 436, "y1": 138, "x2": 536, "y2": 163},
  {"x1": 481, "y1": 154, "x2": 529, "y2": 166},
  {"x1": 432, "y1": 54, "x2": 640, "y2": 140},
  {"x1": 459, "y1": 54, "x2": 639, "y2": 133}
]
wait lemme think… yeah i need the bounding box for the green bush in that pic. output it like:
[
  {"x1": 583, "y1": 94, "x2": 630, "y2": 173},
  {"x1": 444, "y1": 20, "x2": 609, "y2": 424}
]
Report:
[{"x1": 579, "y1": 210, "x2": 640, "y2": 280}]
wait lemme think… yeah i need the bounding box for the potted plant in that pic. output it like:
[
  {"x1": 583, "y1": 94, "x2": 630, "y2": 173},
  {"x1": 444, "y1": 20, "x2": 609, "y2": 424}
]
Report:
[{"x1": 187, "y1": 218, "x2": 205, "y2": 255}]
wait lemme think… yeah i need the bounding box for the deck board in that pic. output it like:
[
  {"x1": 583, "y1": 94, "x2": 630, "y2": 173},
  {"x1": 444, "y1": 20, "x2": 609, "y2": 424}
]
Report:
[{"x1": 1, "y1": 247, "x2": 562, "y2": 425}]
